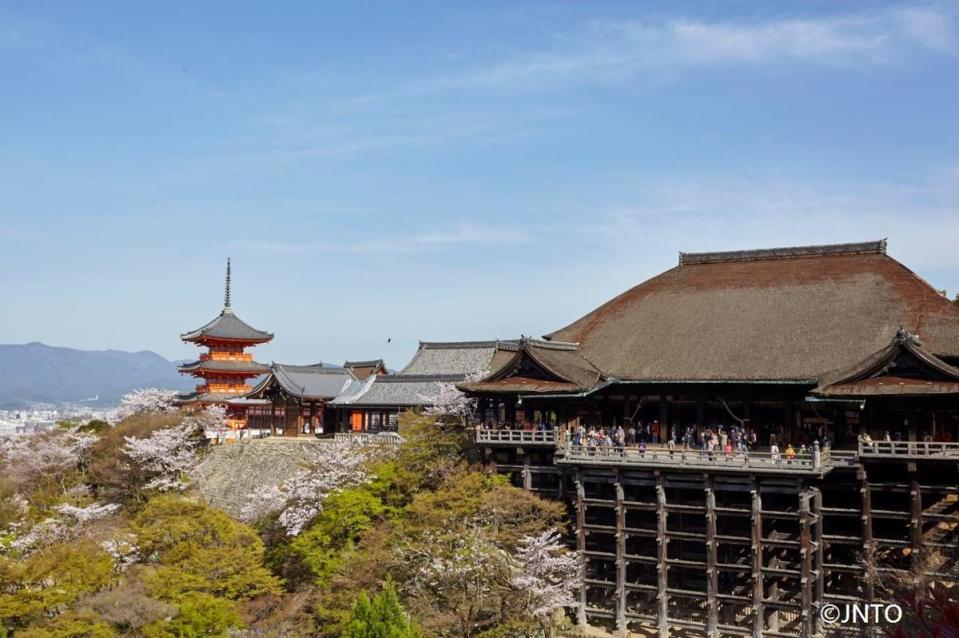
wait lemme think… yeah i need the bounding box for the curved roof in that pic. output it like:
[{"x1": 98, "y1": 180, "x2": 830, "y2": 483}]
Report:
[
  {"x1": 248, "y1": 363, "x2": 355, "y2": 400},
  {"x1": 546, "y1": 241, "x2": 959, "y2": 383},
  {"x1": 178, "y1": 359, "x2": 271, "y2": 375},
  {"x1": 460, "y1": 338, "x2": 601, "y2": 394},
  {"x1": 334, "y1": 374, "x2": 464, "y2": 407},
  {"x1": 181, "y1": 307, "x2": 273, "y2": 344},
  {"x1": 400, "y1": 340, "x2": 518, "y2": 375}
]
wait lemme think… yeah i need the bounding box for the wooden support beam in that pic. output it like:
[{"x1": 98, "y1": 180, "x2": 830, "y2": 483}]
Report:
[
  {"x1": 812, "y1": 487, "x2": 825, "y2": 637},
  {"x1": 656, "y1": 472, "x2": 669, "y2": 638},
  {"x1": 615, "y1": 477, "x2": 627, "y2": 634},
  {"x1": 522, "y1": 456, "x2": 532, "y2": 491},
  {"x1": 751, "y1": 479, "x2": 764, "y2": 638},
  {"x1": 705, "y1": 474, "x2": 719, "y2": 638},
  {"x1": 860, "y1": 468, "x2": 875, "y2": 603},
  {"x1": 799, "y1": 487, "x2": 814, "y2": 637},
  {"x1": 576, "y1": 475, "x2": 587, "y2": 626},
  {"x1": 910, "y1": 474, "x2": 923, "y2": 568}
]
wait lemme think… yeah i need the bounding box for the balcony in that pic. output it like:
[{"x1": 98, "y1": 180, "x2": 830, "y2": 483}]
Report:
[
  {"x1": 475, "y1": 428, "x2": 559, "y2": 446},
  {"x1": 556, "y1": 443, "x2": 833, "y2": 475},
  {"x1": 858, "y1": 440, "x2": 959, "y2": 460}
]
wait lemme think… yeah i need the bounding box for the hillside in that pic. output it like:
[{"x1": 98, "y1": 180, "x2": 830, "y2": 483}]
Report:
[{"x1": 0, "y1": 342, "x2": 192, "y2": 407}]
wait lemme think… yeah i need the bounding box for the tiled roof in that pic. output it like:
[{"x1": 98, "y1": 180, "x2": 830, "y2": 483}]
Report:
[
  {"x1": 181, "y1": 307, "x2": 273, "y2": 344},
  {"x1": 400, "y1": 340, "x2": 517, "y2": 375},
  {"x1": 336, "y1": 374, "x2": 463, "y2": 407},
  {"x1": 248, "y1": 363, "x2": 355, "y2": 400},
  {"x1": 178, "y1": 359, "x2": 271, "y2": 375}
]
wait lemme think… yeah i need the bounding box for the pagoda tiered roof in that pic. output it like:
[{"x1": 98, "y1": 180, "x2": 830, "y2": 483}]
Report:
[
  {"x1": 180, "y1": 307, "x2": 273, "y2": 344},
  {"x1": 177, "y1": 358, "x2": 271, "y2": 375}
]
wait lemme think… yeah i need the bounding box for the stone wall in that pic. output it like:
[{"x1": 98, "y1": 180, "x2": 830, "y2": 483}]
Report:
[{"x1": 192, "y1": 438, "x2": 327, "y2": 517}]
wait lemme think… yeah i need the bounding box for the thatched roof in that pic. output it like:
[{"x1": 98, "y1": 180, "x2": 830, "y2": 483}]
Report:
[{"x1": 546, "y1": 241, "x2": 959, "y2": 383}]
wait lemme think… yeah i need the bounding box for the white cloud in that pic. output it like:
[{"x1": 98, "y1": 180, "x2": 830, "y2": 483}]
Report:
[{"x1": 429, "y1": 5, "x2": 957, "y2": 92}]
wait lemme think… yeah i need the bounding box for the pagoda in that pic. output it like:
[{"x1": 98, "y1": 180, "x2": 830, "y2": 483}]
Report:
[{"x1": 177, "y1": 259, "x2": 272, "y2": 429}]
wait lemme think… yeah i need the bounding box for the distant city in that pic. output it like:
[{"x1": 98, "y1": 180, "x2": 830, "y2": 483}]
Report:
[{"x1": 0, "y1": 404, "x2": 113, "y2": 435}]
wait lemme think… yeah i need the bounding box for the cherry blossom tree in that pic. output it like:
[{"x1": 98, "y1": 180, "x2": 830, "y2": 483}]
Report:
[
  {"x1": 240, "y1": 437, "x2": 387, "y2": 535},
  {"x1": 0, "y1": 427, "x2": 97, "y2": 493},
  {"x1": 109, "y1": 387, "x2": 179, "y2": 424},
  {"x1": 55, "y1": 502, "x2": 122, "y2": 523},
  {"x1": 403, "y1": 527, "x2": 511, "y2": 638},
  {"x1": 122, "y1": 420, "x2": 202, "y2": 492},
  {"x1": 510, "y1": 529, "x2": 581, "y2": 631},
  {"x1": 423, "y1": 370, "x2": 485, "y2": 427},
  {"x1": 185, "y1": 404, "x2": 230, "y2": 439}
]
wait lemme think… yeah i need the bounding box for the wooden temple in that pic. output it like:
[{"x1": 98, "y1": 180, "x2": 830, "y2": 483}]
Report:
[
  {"x1": 463, "y1": 241, "x2": 959, "y2": 637},
  {"x1": 177, "y1": 259, "x2": 273, "y2": 429}
]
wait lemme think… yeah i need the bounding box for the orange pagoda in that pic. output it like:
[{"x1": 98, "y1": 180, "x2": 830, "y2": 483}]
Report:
[{"x1": 177, "y1": 259, "x2": 273, "y2": 429}]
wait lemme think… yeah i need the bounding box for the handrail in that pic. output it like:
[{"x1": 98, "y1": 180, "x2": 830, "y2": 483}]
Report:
[
  {"x1": 333, "y1": 432, "x2": 404, "y2": 445},
  {"x1": 475, "y1": 428, "x2": 558, "y2": 444},
  {"x1": 858, "y1": 440, "x2": 959, "y2": 457},
  {"x1": 559, "y1": 443, "x2": 826, "y2": 472}
]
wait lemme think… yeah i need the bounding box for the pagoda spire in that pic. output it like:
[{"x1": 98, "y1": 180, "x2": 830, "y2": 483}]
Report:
[{"x1": 224, "y1": 258, "x2": 232, "y2": 310}]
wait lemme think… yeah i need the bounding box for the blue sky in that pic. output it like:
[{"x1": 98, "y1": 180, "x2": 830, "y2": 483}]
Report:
[{"x1": 1, "y1": 1, "x2": 958, "y2": 367}]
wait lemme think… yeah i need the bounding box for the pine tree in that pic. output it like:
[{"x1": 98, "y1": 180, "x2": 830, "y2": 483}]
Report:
[{"x1": 342, "y1": 581, "x2": 420, "y2": 638}]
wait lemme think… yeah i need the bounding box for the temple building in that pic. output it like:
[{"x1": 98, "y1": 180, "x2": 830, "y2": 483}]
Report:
[
  {"x1": 177, "y1": 259, "x2": 273, "y2": 429},
  {"x1": 330, "y1": 340, "x2": 518, "y2": 432},
  {"x1": 245, "y1": 363, "x2": 365, "y2": 436},
  {"x1": 465, "y1": 240, "x2": 959, "y2": 637}
]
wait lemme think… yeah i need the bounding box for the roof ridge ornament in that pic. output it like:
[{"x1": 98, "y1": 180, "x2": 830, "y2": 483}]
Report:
[
  {"x1": 224, "y1": 258, "x2": 232, "y2": 311},
  {"x1": 894, "y1": 326, "x2": 921, "y2": 346},
  {"x1": 678, "y1": 240, "x2": 887, "y2": 266}
]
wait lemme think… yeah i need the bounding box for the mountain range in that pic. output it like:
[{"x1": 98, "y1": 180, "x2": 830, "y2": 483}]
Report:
[{"x1": 0, "y1": 342, "x2": 193, "y2": 408}]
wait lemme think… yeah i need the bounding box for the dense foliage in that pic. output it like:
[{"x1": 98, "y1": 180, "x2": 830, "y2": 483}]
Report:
[{"x1": 0, "y1": 391, "x2": 579, "y2": 637}]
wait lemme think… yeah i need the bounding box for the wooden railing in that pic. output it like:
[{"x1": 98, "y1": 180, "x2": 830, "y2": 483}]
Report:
[
  {"x1": 475, "y1": 429, "x2": 558, "y2": 445},
  {"x1": 333, "y1": 432, "x2": 405, "y2": 446},
  {"x1": 858, "y1": 440, "x2": 959, "y2": 457},
  {"x1": 558, "y1": 443, "x2": 827, "y2": 472}
]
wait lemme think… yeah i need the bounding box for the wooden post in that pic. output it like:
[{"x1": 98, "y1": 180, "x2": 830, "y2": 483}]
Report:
[
  {"x1": 615, "y1": 478, "x2": 627, "y2": 634},
  {"x1": 522, "y1": 455, "x2": 532, "y2": 491},
  {"x1": 812, "y1": 487, "x2": 824, "y2": 636},
  {"x1": 799, "y1": 487, "x2": 814, "y2": 637},
  {"x1": 910, "y1": 469, "x2": 923, "y2": 568},
  {"x1": 575, "y1": 476, "x2": 588, "y2": 626},
  {"x1": 705, "y1": 475, "x2": 719, "y2": 638},
  {"x1": 751, "y1": 479, "x2": 764, "y2": 638},
  {"x1": 656, "y1": 473, "x2": 669, "y2": 638},
  {"x1": 859, "y1": 468, "x2": 875, "y2": 603}
]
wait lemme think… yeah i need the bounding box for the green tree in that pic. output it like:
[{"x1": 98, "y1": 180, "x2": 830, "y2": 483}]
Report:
[
  {"x1": 0, "y1": 541, "x2": 114, "y2": 630},
  {"x1": 287, "y1": 486, "x2": 385, "y2": 586},
  {"x1": 17, "y1": 610, "x2": 117, "y2": 638},
  {"x1": 131, "y1": 495, "x2": 280, "y2": 602},
  {"x1": 343, "y1": 581, "x2": 420, "y2": 638},
  {"x1": 141, "y1": 593, "x2": 241, "y2": 638}
]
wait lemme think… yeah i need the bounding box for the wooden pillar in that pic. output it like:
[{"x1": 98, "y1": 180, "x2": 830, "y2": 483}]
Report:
[
  {"x1": 910, "y1": 468, "x2": 923, "y2": 568},
  {"x1": 859, "y1": 467, "x2": 875, "y2": 603},
  {"x1": 705, "y1": 475, "x2": 719, "y2": 638},
  {"x1": 799, "y1": 487, "x2": 814, "y2": 637},
  {"x1": 751, "y1": 479, "x2": 764, "y2": 638},
  {"x1": 659, "y1": 396, "x2": 668, "y2": 434},
  {"x1": 575, "y1": 476, "x2": 588, "y2": 626},
  {"x1": 697, "y1": 396, "x2": 706, "y2": 428},
  {"x1": 615, "y1": 478, "x2": 627, "y2": 634},
  {"x1": 656, "y1": 473, "x2": 669, "y2": 638},
  {"x1": 522, "y1": 455, "x2": 532, "y2": 491},
  {"x1": 812, "y1": 487, "x2": 824, "y2": 636}
]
